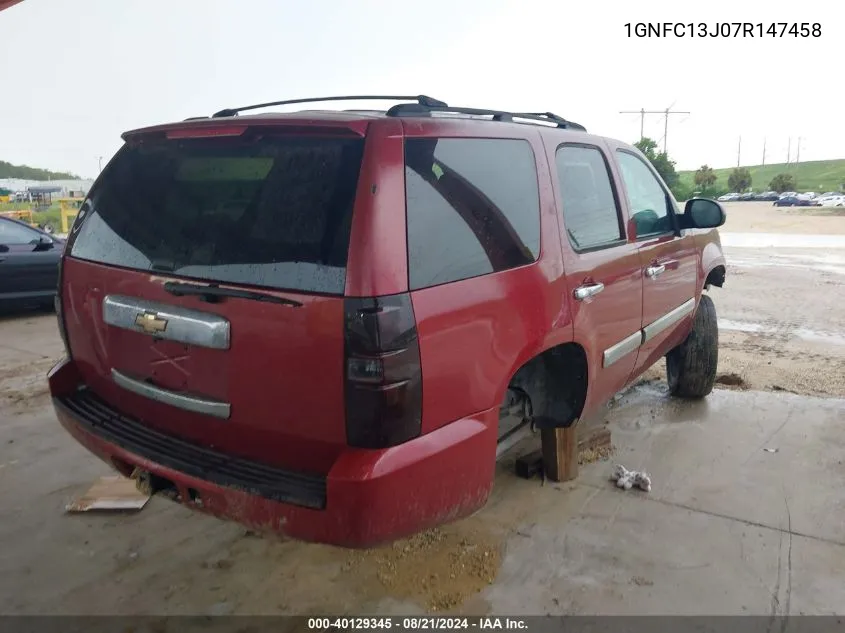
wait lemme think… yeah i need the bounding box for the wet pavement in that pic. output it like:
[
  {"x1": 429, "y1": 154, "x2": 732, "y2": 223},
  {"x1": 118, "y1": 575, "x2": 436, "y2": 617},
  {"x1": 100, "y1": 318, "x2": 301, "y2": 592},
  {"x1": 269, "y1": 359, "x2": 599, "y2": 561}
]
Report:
[
  {"x1": 2, "y1": 383, "x2": 845, "y2": 615},
  {"x1": 484, "y1": 386, "x2": 845, "y2": 616}
]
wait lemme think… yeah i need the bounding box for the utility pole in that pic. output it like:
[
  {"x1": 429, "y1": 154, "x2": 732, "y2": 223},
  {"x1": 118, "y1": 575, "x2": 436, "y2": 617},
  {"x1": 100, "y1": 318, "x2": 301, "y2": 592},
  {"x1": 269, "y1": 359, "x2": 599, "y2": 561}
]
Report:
[
  {"x1": 796, "y1": 137, "x2": 801, "y2": 163},
  {"x1": 97, "y1": 156, "x2": 103, "y2": 173},
  {"x1": 737, "y1": 136, "x2": 742, "y2": 167},
  {"x1": 762, "y1": 138, "x2": 766, "y2": 166},
  {"x1": 619, "y1": 107, "x2": 690, "y2": 153},
  {"x1": 787, "y1": 137, "x2": 791, "y2": 164}
]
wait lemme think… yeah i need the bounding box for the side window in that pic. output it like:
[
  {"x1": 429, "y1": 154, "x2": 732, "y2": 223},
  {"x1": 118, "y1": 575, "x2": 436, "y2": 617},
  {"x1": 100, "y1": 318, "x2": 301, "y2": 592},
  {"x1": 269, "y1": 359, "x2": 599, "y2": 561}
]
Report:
[
  {"x1": 555, "y1": 145, "x2": 623, "y2": 250},
  {"x1": 405, "y1": 138, "x2": 540, "y2": 291},
  {"x1": 616, "y1": 151, "x2": 674, "y2": 237},
  {"x1": 0, "y1": 219, "x2": 40, "y2": 246}
]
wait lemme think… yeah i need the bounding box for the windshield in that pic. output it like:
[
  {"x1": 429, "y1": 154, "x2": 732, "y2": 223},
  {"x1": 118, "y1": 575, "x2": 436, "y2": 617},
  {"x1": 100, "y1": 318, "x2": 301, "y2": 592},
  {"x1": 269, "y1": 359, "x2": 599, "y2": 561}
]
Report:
[{"x1": 69, "y1": 134, "x2": 365, "y2": 295}]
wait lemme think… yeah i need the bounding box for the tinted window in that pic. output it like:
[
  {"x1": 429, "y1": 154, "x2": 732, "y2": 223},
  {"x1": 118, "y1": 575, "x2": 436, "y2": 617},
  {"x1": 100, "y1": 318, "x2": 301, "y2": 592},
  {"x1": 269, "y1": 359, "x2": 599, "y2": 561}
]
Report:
[
  {"x1": 555, "y1": 145, "x2": 622, "y2": 250},
  {"x1": 616, "y1": 151, "x2": 674, "y2": 236},
  {"x1": 0, "y1": 218, "x2": 40, "y2": 245},
  {"x1": 404, "y1": 138, "x2": 540, "y2": 290},
  {"x1": 70, "y1": 135, "x2": 364, "y2": 294}
]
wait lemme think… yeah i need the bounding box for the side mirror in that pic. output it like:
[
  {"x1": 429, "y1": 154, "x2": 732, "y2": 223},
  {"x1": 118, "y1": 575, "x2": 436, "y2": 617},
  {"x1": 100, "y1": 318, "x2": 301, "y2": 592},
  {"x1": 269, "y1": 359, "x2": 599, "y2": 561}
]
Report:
[
  {"x1": 682, "y1": 198, "x2": 726, "y2": 229},
  {"x1": 32, "y1": 235, "x2": 54, "y2": 250}
]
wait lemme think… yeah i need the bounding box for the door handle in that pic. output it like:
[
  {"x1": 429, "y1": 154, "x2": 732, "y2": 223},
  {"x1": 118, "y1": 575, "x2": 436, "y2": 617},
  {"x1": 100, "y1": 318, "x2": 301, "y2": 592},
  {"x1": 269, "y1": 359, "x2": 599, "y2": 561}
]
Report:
[
  {"x1": 573, "y1": 282, "x2": 605, "y2": 301},
  {"x1": 645, "y1": 264, "x2": 666, "y2": 278}
]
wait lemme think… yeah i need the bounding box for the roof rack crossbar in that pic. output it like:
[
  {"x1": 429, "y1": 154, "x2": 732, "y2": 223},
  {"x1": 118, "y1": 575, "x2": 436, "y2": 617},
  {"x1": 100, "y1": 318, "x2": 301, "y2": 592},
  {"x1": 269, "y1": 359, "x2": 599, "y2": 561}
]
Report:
[
  {"x1": 384, "y1": 103, "x2": 586, "y2": 131},
  {"x1": 211, "y1": 95, "x2": 447, "y2": 119}
]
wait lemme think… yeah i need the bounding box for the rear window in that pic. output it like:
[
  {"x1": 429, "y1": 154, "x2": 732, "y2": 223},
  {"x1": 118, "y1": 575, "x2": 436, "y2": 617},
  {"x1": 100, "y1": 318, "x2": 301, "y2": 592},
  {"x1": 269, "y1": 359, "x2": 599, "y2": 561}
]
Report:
[
  {"x1": 70, "y1": 134, "x2": 364, "y2": 295},
  {"x1": 404, "y1": 138, "x2": 540, "y2": 291}
]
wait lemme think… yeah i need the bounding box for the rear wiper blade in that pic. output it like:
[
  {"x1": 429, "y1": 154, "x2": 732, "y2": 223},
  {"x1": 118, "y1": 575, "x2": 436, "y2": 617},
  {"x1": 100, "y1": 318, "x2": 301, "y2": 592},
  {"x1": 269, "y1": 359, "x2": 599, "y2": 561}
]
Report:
[{"x1": 163, "y1": 281, "x2": 303, "y2": 307}]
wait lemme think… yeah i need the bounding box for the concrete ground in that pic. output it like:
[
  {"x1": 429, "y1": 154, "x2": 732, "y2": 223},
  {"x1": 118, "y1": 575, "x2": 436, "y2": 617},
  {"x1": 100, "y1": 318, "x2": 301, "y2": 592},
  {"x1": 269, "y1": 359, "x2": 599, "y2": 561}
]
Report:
[{"x1": 1, "y1": 202, "x2": 844, "y2": 616}]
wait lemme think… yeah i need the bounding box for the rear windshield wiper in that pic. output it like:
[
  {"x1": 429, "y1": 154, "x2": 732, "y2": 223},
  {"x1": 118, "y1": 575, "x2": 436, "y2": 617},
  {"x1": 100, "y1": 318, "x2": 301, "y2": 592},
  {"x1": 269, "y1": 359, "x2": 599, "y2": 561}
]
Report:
[{"x1": 163, "y1": 281, "x2": 303, "y2": 307}]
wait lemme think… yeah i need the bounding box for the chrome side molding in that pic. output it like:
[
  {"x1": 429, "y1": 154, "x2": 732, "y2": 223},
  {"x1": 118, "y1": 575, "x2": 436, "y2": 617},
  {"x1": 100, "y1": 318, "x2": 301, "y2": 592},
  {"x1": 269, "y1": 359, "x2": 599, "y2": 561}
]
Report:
[
  {"x1": 603, "y1": 331, "x2": 643, "y2": 368},
  {"x1": 111, "y1": 369, "x2": 231, "y2": 419},
  {"x1": 643, "y1": 298, "x2": 695, "y2": 343},
  {"x1": 103, "y1": 295, "x2": 230, "y2": 350},
  {"x1": 601, "y1": 298, "x2": 697, "y2": 367}
]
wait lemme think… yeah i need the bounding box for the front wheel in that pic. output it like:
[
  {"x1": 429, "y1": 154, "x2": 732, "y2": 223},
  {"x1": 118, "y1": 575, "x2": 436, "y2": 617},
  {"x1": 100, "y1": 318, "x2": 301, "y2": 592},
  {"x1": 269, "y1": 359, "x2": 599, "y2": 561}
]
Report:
[{"x1": 666, "y1": 294, "x2": 718, "y2": 399}]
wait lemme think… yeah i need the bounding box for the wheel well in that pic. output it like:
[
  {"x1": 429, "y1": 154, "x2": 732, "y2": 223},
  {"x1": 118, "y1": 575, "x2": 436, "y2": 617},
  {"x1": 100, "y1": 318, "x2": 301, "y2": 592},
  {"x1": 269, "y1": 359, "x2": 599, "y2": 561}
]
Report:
[
  {"x1": 507, "y1": 343, "x2": 588, "y2": 428},
  {"x1": 704, "y1": 265, "x2": 725, "y2": 289}
]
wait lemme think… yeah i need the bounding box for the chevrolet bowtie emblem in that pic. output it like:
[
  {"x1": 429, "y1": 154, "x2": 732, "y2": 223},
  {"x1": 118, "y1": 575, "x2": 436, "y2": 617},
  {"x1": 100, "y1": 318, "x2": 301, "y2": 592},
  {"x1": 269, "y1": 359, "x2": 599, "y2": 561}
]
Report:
[{"x1": 135, "y1": 312, "x2": 168, "y2": 335}]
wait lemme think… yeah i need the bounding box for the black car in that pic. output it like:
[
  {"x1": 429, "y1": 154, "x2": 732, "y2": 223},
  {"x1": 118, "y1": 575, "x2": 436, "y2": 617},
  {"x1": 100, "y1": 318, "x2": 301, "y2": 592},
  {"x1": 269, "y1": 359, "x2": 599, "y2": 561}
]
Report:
[
  {"x1": 773, "y1": 196, "x2": 812, "y2": 207},
  {"x1": 755, "y1": 191, "x2": 780, "y2": 201},
  {"x1": 0, "y1": 216, "x2": 65, "y2": 308},
  {"x1": 738, "y1": 192, "x2": 756, "y2": 201}
]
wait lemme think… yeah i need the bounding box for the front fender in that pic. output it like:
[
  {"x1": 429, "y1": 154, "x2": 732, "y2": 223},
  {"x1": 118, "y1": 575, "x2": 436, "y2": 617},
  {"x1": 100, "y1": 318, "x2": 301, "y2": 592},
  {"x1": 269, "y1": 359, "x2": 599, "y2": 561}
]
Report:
[{"x1": 694, "y1": 228, "x2": 727, "y2": 288}]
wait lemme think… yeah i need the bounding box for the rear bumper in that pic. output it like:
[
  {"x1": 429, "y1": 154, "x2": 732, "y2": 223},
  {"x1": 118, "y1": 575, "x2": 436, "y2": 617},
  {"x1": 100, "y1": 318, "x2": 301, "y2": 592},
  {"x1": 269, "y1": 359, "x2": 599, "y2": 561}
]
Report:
[{"x1": 49, "y1": 359, "x2": 497, "y2": 548}]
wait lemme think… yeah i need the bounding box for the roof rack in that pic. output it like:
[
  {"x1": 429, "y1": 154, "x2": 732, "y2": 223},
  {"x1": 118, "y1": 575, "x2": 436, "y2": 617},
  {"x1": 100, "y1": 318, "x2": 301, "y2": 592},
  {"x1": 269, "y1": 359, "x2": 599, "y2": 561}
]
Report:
[
  {"x1": 211, "y1": 95, "x2": 447, "y2": 119},
  {"x1": 206, "y1": 94, "x2": 586, "y2": 132},
  {"x1": 385, "y1": 103, "x2": 586, "y2": 131}
]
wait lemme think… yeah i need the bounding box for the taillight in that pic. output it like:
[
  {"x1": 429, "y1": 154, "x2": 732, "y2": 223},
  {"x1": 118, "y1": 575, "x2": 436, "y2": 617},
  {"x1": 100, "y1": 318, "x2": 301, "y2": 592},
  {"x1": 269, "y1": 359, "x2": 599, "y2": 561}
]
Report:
[
  {"x1": 344, "y1": 293, "x2": 422, "y2": 448},
  {"x1": 55, "y1": 255, "x2": 72, "y2": 358}
]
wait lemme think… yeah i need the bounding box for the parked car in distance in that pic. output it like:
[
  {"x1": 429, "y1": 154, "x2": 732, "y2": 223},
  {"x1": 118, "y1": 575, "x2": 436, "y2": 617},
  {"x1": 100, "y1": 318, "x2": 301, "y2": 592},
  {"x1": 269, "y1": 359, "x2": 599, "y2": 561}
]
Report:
[
  {"x1": 754, "y1": 191, "x2": 780, "y2": 201},
  {"x1": 718, "y1": 193, "x2": 740, "y2": 201},
  {"x1": 738, "y1": 192, "x2": 756, "y2": 201},
  {"x1": 0, "y1": 216, "x2": 65, "y2": 309},
  {"x1": 814, "y1": 195, "x2": 845, "y2": 207},
  {"x1": 774, "y1": 195, "x2": 813, "y2": 207},
  {"x1": 814, "y1": 192, "x2": 845, "y2": 206},
  {"x1": 48, "y1": 94, "x2": 728, "y2": 548},
  {"x1": 778, "y1": 191, "x2": 798, "y2": 199}
]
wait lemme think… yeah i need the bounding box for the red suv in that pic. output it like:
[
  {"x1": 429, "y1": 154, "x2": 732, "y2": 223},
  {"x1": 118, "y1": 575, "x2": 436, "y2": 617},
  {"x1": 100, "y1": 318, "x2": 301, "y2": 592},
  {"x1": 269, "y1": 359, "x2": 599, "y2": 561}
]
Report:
[{"x1": 48, "y1": 95, "x2": 726, "y2": 548}]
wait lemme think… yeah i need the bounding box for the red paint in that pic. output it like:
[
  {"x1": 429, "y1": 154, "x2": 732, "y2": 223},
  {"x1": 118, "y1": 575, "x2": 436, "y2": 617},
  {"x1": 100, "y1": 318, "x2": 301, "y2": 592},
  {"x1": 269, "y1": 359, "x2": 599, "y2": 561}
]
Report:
[
  {"x1": 51, "y1": 109, "x2": 726, "y2": 547},
  {"x1": 50, "y1": 359, "x2": 496, "y2": 548}
]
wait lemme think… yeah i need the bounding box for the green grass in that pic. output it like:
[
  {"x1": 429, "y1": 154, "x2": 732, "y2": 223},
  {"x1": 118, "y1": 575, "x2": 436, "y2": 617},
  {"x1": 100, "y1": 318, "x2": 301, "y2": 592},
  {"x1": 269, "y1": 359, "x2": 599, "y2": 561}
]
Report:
[
  {"x1": 678, "y1": 158, "x2": 845, "y2": 194},
  {"x1": 0, "y1": 203, "x2": 63, "y2": 232}
]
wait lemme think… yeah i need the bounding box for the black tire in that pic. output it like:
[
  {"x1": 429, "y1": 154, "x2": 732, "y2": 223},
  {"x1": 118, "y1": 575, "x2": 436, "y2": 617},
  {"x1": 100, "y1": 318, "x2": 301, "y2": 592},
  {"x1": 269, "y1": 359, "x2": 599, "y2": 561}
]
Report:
[{"x1": 666, "y1": 294, "x2": 718, "y2": 398}]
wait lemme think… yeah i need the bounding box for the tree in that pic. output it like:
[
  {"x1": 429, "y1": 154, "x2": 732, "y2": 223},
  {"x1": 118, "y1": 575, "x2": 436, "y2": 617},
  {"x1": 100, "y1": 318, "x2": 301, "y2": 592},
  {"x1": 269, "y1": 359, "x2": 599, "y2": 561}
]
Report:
[
  {"x1": 634, "y1": 137, "x2": 679, "y2": 191},
  {"x1": 694, "y1": 165, "x2": 717, "y2": 191},
  {"x1": 0, "y1": 160, "x2": 78, "y2": 181},
  {"x1": 769, "y1": 173, "x2": 796, "y2": 193},
  {"x1": 728, "y1": 167, "x2": 752, "y2": 192}
]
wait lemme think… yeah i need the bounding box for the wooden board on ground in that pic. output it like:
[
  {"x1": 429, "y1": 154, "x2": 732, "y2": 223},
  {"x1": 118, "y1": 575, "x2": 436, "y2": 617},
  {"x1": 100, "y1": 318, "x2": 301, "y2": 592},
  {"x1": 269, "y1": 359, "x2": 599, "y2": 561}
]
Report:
[
  {"x1": 515, "y1": 426, "x2": 612, "y2": 480},
  {"x1": 65, "y1": 475, "x2": 151, "y2": 512}
]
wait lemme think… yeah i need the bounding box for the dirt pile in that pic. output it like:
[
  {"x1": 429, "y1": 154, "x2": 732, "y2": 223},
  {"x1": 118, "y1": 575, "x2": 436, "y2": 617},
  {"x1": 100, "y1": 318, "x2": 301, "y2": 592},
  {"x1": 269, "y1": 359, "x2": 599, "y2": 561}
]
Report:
[{"x1": 341, "y1": 524, "x2": 502, "y2": 612}]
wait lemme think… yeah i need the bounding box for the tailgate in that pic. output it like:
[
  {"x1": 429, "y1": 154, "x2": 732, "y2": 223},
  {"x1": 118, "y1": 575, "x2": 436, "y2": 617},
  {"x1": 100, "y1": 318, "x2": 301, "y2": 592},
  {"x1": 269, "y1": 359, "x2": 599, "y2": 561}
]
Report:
[{"x1": 61, "y1": 128, "x2": 365, "y2": 473}]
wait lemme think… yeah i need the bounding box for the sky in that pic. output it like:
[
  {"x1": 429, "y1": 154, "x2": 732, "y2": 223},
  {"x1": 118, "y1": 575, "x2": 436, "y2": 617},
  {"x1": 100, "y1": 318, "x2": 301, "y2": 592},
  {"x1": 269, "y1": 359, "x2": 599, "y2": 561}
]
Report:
[{"x1": 0, "y1": 0, "x2": 841, "y2": 179}]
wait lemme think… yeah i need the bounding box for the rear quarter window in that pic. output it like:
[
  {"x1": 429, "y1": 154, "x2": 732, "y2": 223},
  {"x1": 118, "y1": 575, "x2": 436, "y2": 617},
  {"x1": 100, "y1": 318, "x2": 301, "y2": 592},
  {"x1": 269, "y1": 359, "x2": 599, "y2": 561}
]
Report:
[
  {"x1": 404, "y1": 137, "x2": 540, "y2": 291},
  {"x1": 69, "y1": 135, "x2": 364, "y2": 295}
]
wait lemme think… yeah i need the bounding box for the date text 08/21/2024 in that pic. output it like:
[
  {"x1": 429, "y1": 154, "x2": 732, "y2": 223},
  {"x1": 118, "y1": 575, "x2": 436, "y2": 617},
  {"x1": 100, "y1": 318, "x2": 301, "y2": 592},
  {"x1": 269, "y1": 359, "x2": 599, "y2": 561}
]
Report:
[
  {"x1": 307, "y1": 618, "x2": 528, "y2": 630},
  {"x1": 625, "y1": 22, "x2": 821, "y2": 38}
]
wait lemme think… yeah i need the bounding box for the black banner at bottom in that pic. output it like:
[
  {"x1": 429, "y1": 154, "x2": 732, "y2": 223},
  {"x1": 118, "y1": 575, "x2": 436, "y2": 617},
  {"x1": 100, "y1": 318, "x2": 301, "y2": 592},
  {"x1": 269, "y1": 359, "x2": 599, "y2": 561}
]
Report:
[{"x1": 0, "y1": 616, "x2": 844, "y2": 633}]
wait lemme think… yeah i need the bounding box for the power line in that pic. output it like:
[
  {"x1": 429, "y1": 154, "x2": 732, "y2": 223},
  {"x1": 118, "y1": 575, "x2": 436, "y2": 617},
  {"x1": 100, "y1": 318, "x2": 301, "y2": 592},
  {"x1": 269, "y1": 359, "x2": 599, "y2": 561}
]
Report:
[{"x1": 619, "y1": 107, "x2": 690, "y2": 154}]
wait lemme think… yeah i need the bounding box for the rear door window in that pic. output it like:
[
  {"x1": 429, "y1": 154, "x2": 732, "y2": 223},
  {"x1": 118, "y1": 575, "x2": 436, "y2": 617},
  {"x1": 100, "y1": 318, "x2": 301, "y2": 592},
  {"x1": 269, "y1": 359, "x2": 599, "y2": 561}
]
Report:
[
  {"x1": 70, "y1": 134, "x2": 365, "y2": 295},
  {"x1": 404, "y1": 138, "x2": 540, "y2": 291}
]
